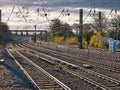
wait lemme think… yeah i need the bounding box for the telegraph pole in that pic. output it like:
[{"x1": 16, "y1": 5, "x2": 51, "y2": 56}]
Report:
[
  {"x1": 98, "y1": 11, "x2": 102, "y2": 31},
  {"x1": 0, "y1": 9, "x2": 1, "y2": 23},
  {"x1": 78, "y1": 9, "x2": 83, "y2": 49},
  {"x1": 0, "y1": 9, "x2": 1, "y2": 45}
]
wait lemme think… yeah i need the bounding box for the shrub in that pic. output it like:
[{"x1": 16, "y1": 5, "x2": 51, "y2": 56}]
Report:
[
  {"x1": 65, "y1": 36, "x2": 78, "y2": 45},
  {"x1": 90, "y1": 31, "x2": 103, "y2": 48},
  {"x1": 53, "y1": 36, "x2": 64, "y2": 44}
]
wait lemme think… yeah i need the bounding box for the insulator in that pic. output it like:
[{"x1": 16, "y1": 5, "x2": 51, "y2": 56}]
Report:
[
  {"x1": 45, "y1": 13, "x2": 47, "y2": 16},
  {"x1": 67, "y1": 13, "x2": 70, "y2": 16},
  {"x1": 37, "y1": 8, "x2": 39, "y2": 13},
  {"x1": 115, "y1": 9, "x2": 117, "y2": 14}
]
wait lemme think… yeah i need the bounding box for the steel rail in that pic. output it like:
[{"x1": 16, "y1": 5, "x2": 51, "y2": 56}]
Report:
[
  {"x1": 9, "y1": 44, "x2": 71, "y2": 90},
  {"x1": 15, "y1": 43, "x2": 120, "y2": 90},
  {"x1": 6, "y1": 45, "x2": 40, "y2": 90}
]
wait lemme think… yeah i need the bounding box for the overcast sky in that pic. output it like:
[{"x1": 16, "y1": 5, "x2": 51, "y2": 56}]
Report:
[
  {"x1": 0, "y1": 0, "x2": 120, "y2": 30},
  {"x1": 0, "y1": 0, "x2": 120, "y2": 9}
]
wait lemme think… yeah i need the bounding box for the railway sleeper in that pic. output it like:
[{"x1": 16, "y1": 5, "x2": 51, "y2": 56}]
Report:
[
  {"x1": 105, "y1": 83, "x2": 119, "y2": 87},
  {"x1": 39, "y1": 83, "x2": 59, "y2": 87},
  {"x1": 35, "y1": 80, "x2": 55, "y2": 85},
  {"x1": 106, "y1": 80, "x2": 120, "y2": 86},
  {"x1": 61, "y1": 62, "x2": 66, "y2": 66},
  {"x1": 63, "y1": 68, "x2": 111, "y2": 90},
  {"x1": 40, "y1": 85, "x2": 62, "y2": 89},
  {"x1": 110, "y1": 87, "x2": 120, "y2": 90},
  {"x1": 66, "y1": 65, "x2": 78, "y2": 70},
  {"x1": 98, "y1": 76, "x2": 118, "y2": 84},
  {"x1": 36, "y1": 80, "x2": 54, "y2": 84},
  {"x1": 39, "y1": 57, "x2": 54, "y2": 65},
  {"x1": 83, "y1": 70, "x2": 120, "y2": 85}
]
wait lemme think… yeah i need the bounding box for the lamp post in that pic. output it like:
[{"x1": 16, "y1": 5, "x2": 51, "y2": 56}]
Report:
[{"x1": 34, "y1": 25, "x2": 36, "y2": 43}]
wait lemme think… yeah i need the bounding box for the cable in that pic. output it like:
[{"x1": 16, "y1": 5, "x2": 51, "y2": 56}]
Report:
[
  {"x1": 83, "y1": 9, "x2": 92, "y2": 23},
  {"x1": 57, "y1": 9, "x2": 65, "y2": 19},
  {"x1": 7, "y1": 0, "x2": 28, "y2": 22},
  {"x1": 6, "y1": 0, "x2": 120, "y2": 31},
  {"x1": 7, "y1": 6, "x2": 15, "y2": 22},
  {"x1": 42, "y1": 8, "x2": 49, "y2": 21},
  {"x1": 108, "y1": 9, "x2": 113, "y2": 18},
  {"x1": 18, "y1": 6, "x2": 27, "y2": 22}
]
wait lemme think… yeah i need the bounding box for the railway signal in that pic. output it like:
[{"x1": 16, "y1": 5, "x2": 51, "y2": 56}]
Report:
[{"x1": 34, "y1": 25, "x2": 37, "y2": 43}]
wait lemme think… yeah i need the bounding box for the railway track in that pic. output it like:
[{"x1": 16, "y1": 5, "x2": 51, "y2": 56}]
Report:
[
  {"x1": 21, "y1": 42, "x2": 120, "y2": 76},
  {"x1": 35, "y1": 42, "x2": 120, "y2": 62},
  {"x1": 12, "y1": 42, "x2": 120, "y2": 90},
  {"x1": 51, "y1": 42, "x2": 120, "y2": 61},
  {"x1": 13, "y1": 46, "x2": 99, "y2": 90},
  {"x1": 7, "y1": 44, "x2": 71, "y2": 90},
  {"x1": 24, "y1": 42, "x2": 120, "y2": 66}
]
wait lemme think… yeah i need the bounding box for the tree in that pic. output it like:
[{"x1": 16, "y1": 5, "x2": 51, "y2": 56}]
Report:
[
  {"x1": 65, "y1": 36, "x2": 78, "y2": 45},
  {"x1": 72, "y1": 23, "x2": 80, "y2": 35},
  {"x1": 83, "y1": 24, "x2": 94, "y2": 44},
  {"x1": 0, "y1": 22, "x2": 9, "y2": 43},
  {"x1": 53, "y1": 36, "x2": 64, "y2": 45},
  {"x1": 50, "y1": 19, "x2": 74, "y2": 41},
  {"x1": 110, "y1": 15, "x2": 120, "y2": 40},
  {"x1": 92, "y1": 12, "x2": 107, "y2": 32},
  {"x1": 72, "y1": 23, "x2": 94, "y2": 45},
  {"x1": 90, "y1": 31, "x2": 103, "y2": 48}
]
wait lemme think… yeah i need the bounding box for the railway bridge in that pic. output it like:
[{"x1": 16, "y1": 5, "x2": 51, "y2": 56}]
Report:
[{"x1": 8, "y1": 30, "x2": 48, "y2": 42}]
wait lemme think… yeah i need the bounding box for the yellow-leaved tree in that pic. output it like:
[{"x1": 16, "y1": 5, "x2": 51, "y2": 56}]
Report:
[
  {"x1": 53, "y1": 36, "x2": 64, "y2": 45},
  {"x1": 90, "y1": 31, "x2": 103, "y2": 48},
  {"x1": 65, "y1": 36, "x2": 78, "y2": 45}
]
